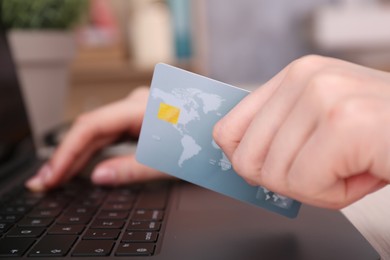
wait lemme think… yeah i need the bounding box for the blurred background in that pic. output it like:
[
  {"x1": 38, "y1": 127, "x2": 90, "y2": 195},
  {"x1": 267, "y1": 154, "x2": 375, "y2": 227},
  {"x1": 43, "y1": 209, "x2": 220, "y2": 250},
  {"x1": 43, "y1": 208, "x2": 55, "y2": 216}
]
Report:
[{"x1": 3, "y1": 0, "x2": 390, "y2": 145}]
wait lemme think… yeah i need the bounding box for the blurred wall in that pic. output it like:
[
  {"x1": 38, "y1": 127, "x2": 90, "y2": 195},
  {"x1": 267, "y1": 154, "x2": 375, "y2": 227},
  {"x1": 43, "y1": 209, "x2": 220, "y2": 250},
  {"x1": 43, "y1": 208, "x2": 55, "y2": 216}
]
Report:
[{"x1": 196, "y1": 0, "x2": 335, "y2": 85}]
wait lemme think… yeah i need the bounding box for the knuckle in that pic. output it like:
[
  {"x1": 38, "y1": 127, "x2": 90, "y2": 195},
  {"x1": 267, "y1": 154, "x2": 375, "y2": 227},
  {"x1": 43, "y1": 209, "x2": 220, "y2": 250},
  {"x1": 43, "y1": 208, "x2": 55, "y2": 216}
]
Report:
[
  {"x1": 287, "y1": 55, "x2": 328, "y2": 79},
  {"x1": 75, "y1": 112, "x2": 92, "y2": 126},
  {"x1": 304, "y1": 68, "x2": 359, "y2": 111},
  {"x1": 305, "y1": 73, "x2": 341, "y2": 107},
  {"x1": 292, "y1": 55, "x2": 328, "y2": 69},
  {"x1": 308, "y1": 73, "x2": 338, "y2": 98},
  {"x1": 72, "y1": 113, "x2": 97, "y2": 140},
  {"x1": 327, "y1": 98, "x2": 376, "y2": 129},
  {"x1": 309, "y1": 67, "x2": 352, "y2": 93}
]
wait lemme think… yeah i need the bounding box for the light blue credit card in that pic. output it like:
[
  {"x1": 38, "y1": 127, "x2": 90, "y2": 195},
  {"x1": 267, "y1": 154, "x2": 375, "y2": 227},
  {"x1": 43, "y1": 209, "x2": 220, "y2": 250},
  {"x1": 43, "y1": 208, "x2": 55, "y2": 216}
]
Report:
[{"x1": 136, "y1": 63, "x2": 301, "y2": 218}]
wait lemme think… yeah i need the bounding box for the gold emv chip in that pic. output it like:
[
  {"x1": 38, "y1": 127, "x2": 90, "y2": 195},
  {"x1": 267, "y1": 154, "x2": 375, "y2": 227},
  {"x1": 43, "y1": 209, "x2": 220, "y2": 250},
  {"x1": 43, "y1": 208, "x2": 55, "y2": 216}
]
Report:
[{"x1": 157, "y1": 103, "x2": 180, "y2": 124}]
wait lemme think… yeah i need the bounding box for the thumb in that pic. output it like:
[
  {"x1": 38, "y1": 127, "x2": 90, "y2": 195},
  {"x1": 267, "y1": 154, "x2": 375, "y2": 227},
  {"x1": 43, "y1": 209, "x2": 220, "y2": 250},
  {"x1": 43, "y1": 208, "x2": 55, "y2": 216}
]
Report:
[{"x1": 91, "y1": 154, "x2": 172, "y2": 186}]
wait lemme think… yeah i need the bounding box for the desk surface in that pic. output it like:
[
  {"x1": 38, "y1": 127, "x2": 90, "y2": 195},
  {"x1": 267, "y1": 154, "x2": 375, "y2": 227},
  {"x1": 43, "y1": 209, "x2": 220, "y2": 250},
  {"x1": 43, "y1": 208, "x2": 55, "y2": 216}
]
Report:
[{"x1": 342, "y1": 186, "x2": 390, "y2": 259}]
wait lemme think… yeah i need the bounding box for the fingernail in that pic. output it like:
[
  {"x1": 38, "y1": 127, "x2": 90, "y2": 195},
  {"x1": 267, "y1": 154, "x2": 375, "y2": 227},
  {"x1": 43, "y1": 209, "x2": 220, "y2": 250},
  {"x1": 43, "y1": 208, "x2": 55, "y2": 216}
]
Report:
[
  {"x1": 92, "y1": 168, "x2": 116, "y2": 184},
  {"x1": 25, "y1": 176, "x2": 45, "y2": 192},
  {"x1": 25, "y1": 164, "x2": 51, "y2": 191}
]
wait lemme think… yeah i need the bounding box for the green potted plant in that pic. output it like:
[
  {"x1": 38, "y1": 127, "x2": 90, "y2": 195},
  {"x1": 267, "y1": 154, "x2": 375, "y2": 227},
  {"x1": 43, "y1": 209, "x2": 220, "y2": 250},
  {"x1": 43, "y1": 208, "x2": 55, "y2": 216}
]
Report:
[{"x1": 1, "y1": 0, "x2": 88, "y2": 154}]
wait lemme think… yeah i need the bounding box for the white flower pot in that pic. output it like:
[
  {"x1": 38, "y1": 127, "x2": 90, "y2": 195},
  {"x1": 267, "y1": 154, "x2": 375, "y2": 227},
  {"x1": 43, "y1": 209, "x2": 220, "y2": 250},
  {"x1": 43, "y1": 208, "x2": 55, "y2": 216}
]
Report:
[{"x1": 7, "y1": 30, "x2": 75, "y2": 154}]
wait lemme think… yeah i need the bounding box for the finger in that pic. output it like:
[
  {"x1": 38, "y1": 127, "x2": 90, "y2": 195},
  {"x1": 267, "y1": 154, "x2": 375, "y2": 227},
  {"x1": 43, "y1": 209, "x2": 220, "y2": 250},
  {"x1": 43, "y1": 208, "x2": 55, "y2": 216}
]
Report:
[
  {"x1": 213, "y1": 63, "x2": 290, "y2": 160},
  {"x1": 258, "y1": 83, "x2": 321, "y2": 193},
  {"x1": 26, "y1": 127, "x2": 118, "y2": 191},
  {"x1": 91, "y1": 154, "x2": 172, "y2": 186},
  {"x1": 288, "y1": 96, "x2": 390, "y2": 208},
  {"x1": 52, "y1": 91, "x2": 146, "y2": 176},
  {"x1": 259, "y1": 71, "x2": 364, "y2": 193},
  {"x1": 45, "y1": 135, "x2": 116, "y2": 188},
  {"x1": 231, "y1": 56, "x2": 338, "y2": 183},
  {"x1": 26, "y1": 87, "x2": 150, "y2": 191},
  {"x1": 260, "y1": 64, "x2": 390, "y2": 195}
]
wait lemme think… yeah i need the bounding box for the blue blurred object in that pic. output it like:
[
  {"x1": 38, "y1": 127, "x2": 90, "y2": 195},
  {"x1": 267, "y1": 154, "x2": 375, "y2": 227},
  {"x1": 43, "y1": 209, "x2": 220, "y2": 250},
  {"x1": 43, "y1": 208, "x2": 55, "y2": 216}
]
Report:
[{"x1": 168, "y1": 0, "x2": 192, "y2": 61}]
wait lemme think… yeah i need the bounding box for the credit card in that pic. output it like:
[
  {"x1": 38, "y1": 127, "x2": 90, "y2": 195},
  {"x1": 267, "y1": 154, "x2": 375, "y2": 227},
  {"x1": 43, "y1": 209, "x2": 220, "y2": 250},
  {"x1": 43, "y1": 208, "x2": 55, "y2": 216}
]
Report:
[{"x1": 136, "y1": 63, "x2": 301, "y2": 218}]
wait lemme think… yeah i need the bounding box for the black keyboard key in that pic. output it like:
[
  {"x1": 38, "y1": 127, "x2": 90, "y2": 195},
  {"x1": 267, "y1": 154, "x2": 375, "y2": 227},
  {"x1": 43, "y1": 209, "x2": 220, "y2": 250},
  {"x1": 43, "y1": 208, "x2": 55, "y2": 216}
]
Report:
[
  {"x1": 0, "y1": 214, "x2": 21, "y2": 223},
  {"x1": 48, "y1": 224, "x2": 84, "y2": 235},
  {"x1": 6, "y1": 227, "x2": 45, "y2": 238},
  {"x1": 29, "y1": 235, "x2": 77, "y2": 257},
  {"x1": 0, "y1": 205, "x2": 31, "y2": 215},
  {"x1": 72, "y1": 240, "x2": 114, "y2": 256},
  {"x1": 127, "y1": 221, "x2": 161, "y2": 231},
  {"x1": 36, "y1": 199, "x2": 68, "y2": 210},
  {"x1": 83, "y1": 229, "x2": 120, "y2": 240},
  {"x1": 84, "y1": 189, "x2": 108, "y2": 201},
  {"x1": 115, "y1": 243, "x2": 155, "y2": 256},
  {"x1": 57, "y1": 215, "x2": 91, "y2": 225},
  {"x1": 28, "y1": 208, "x2": 62, "y2": 218},
  {"x1": 74, "y1": 198, "x2": 102, "y2": 207},
  {"x1": 7, "y1": 191, "x2": 42, "y2": 206},
  {"x1": 59, "y1": 179, "x2": 86, "y2": 193},
  {"x1": 20, "y1": 191, "x2": 46, "y2": 200},
  {"x1": 64, "y1": 206, "x2": 96, "y2": 216},
  {"x1": 106, "y1": 194, "x2": 134, "y2": 203},
  {"x1": 132, "y1": 209, "x2": 164, "y2": 221},
  {"x1": 97, "y1": 211, "x2": 129, "y2": 220},
  {"x1": 0, "y1": 237, "x2": 35, "y2": 257},
  {"x1": 0, "y1": 180, "x2": 169, "y2": 258},
  {"x1": 0, "y1": 223, "x2": 13, "y2": 234},
  {"x1": 90, "y1": 219, "x2": 124, "y2": 229},
  {"x1": 18, "y1": 217, "x2": 53, "y2": 227},
  {"x1": 101, "y1": 202, "x2": 133, "y2": 211},
  {"x1": 10, "y1": 197, "x2": 40, "y2": 207},
  {"x1": 122, "y1": 231, "x2": 158, "y2": 243}
]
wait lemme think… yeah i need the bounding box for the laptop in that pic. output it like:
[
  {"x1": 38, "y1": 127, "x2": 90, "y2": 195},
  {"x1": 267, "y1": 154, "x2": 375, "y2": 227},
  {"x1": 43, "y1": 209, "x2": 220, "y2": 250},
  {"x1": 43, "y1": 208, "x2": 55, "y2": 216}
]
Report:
[{"x1": 0, "y1": 20, "x2": 380, "y2": 260}]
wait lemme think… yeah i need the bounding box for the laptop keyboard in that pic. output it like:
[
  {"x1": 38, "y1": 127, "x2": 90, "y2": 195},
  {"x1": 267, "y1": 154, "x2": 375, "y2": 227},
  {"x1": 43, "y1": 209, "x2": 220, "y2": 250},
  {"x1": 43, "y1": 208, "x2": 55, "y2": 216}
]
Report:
[{"x1": 0, "y1": 178, "x2": 170, "y2": 257}]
